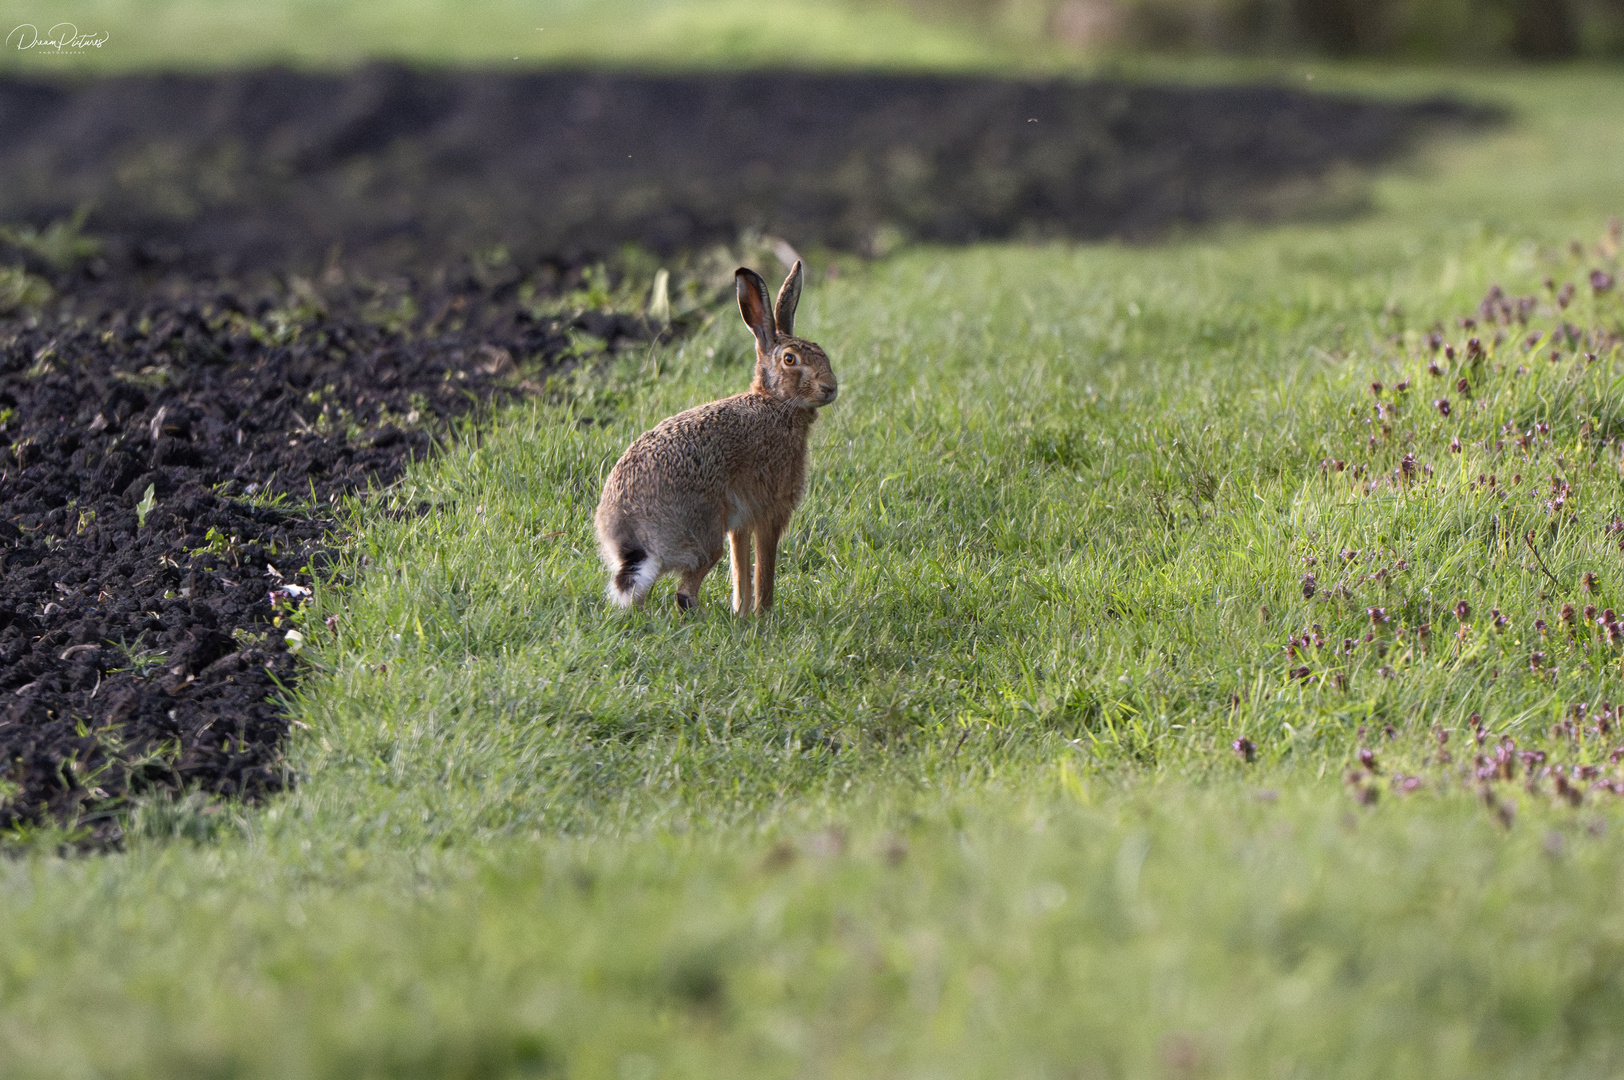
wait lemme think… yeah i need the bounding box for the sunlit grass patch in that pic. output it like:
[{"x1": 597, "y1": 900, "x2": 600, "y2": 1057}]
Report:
[{"x1": 277, "y1": 214, "x2": 1624, "y2": 853}]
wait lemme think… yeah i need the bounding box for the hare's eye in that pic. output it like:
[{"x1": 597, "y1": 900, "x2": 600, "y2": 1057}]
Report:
[{"x1": 782, "y1": 352, "x2": 799, "y2": 367}]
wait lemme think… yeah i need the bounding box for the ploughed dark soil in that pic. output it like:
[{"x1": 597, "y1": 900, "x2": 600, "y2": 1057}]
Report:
[
  {"x1": 0, "y1": 67, "x2": 1493, "y2": 272},
  {"x1": 0, "y1": 67, "x2": 1493, "y2": 844},
  {"x1": 0, "y1": 274, "x2": 659, "y2": 843}
]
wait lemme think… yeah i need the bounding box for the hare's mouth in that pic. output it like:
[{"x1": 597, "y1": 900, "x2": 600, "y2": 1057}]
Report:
[{"x1": 815, "y1": 384, "x2": 839, "y2": 406}]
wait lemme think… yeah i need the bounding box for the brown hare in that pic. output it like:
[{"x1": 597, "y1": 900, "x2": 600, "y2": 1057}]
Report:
[{"x1": 594, "y1": 261, "x2": 838, "y2": 613}]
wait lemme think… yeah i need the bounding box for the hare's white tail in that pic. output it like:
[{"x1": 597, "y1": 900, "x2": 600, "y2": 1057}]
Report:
[{"x1": 606, "y1": 544, "x2": 660, "y2": 607}]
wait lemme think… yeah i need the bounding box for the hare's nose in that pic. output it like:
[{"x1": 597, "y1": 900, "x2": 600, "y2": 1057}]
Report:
[{"x1": 818, "y1": 383, "x2": 839, "y2": 403}]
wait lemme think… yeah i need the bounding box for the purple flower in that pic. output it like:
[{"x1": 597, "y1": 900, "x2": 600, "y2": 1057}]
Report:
[{"x1": 1555, "y1": 773, "x2": 1583, "y2": 806}]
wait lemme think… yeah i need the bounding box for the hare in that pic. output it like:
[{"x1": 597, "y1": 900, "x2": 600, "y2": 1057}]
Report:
[{"x1": 594, "y1": 261, "x2": 837, "y2": 614}]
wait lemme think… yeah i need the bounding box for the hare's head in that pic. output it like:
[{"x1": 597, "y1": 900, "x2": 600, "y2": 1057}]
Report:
[{"x1": 737, "y1": 262, "x2": 837, "y2": 409}]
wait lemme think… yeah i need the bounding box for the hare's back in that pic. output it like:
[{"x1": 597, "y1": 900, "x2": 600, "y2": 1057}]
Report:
[
  {"x1": 645, "y1": 394, "x2": 785, "y2": 458},
  {"x1": 609, "y1": 394, "x2": 769, "y2": 491}
]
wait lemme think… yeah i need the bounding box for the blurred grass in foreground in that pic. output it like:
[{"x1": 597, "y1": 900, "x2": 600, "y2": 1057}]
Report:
[{"x1": 8, "y1": 790, "x2": 1624, "y2": 1079}]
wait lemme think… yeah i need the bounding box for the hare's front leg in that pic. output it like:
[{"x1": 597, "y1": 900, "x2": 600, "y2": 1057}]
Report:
[
  {"x1": 753, "y1": 522, "x2": 782, "y2": 613},
  {"x1": 729, "y1": 528, "x2": 754, "y2": 614}
]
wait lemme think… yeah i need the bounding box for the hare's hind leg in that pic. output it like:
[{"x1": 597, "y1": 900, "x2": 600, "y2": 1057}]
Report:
[
  {"x1": 729, "y1": 528, "x2": 754, "y2": 614},
  {"x1": 676, "y1": 532, "x2": 727, "y2": 612},
  {"x1": 677, "y1": 553, "x2": 724, "y2": 611},
  {"x1": 676, "y1": 569, "x2": 706, "y2": 609},
  {"x1": 669, "y1": 504, "x2": 728, "y2": 611}
]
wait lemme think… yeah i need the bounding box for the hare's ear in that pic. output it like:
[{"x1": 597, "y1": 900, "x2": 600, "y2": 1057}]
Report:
[
  {"x1": 736, "y1": 268, "x2": 776, "y2": 354},
  {"x1": 774, "y1": 260, "x2": 803, "y2": 338}
]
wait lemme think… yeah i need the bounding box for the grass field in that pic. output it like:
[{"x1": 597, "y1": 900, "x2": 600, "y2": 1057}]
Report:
[{"x1": 8, "y1": 4, "x2": 1624, "y2": 1077}]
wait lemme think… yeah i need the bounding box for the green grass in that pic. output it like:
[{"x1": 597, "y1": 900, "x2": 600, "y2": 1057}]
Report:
[
  {"x1": 12, "y1": 791, "x2": 1624, "y2": 1078},
  {"x1": 7, "y1": 46, "x2": 1624, "y2": 1080}
]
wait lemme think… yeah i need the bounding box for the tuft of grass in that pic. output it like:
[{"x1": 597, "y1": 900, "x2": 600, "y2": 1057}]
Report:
[
  {"x1": 0, "y1": 265, "x2": 51, "y2": 313},
  {"x1": 0, "y1": 208, "x2": 102, "y2": 269},
  {"x1": 133, "y1": 482, "x2": 157, "y2": 527}
]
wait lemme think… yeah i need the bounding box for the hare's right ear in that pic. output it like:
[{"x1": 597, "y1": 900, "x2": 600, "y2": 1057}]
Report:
[
  {"x1": 736, "y1": 267, "x2": 776, "y2": 355},
  {"x1": 774, "y1": 260, "x2": 803, "y2": 337}
]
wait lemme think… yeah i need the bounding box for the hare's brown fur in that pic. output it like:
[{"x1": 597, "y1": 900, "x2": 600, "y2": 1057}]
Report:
[{"x1": 594, "y1": 261, "x2": 837, "y2": 613}]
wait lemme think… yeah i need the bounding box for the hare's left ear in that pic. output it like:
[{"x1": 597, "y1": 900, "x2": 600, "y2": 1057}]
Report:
[
  {"x1": 737, "y1": 267, "x2": 776, "y2": 354},
  {"x1": 774, "y1": 260, "x2": 803, "y2": 338}
]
